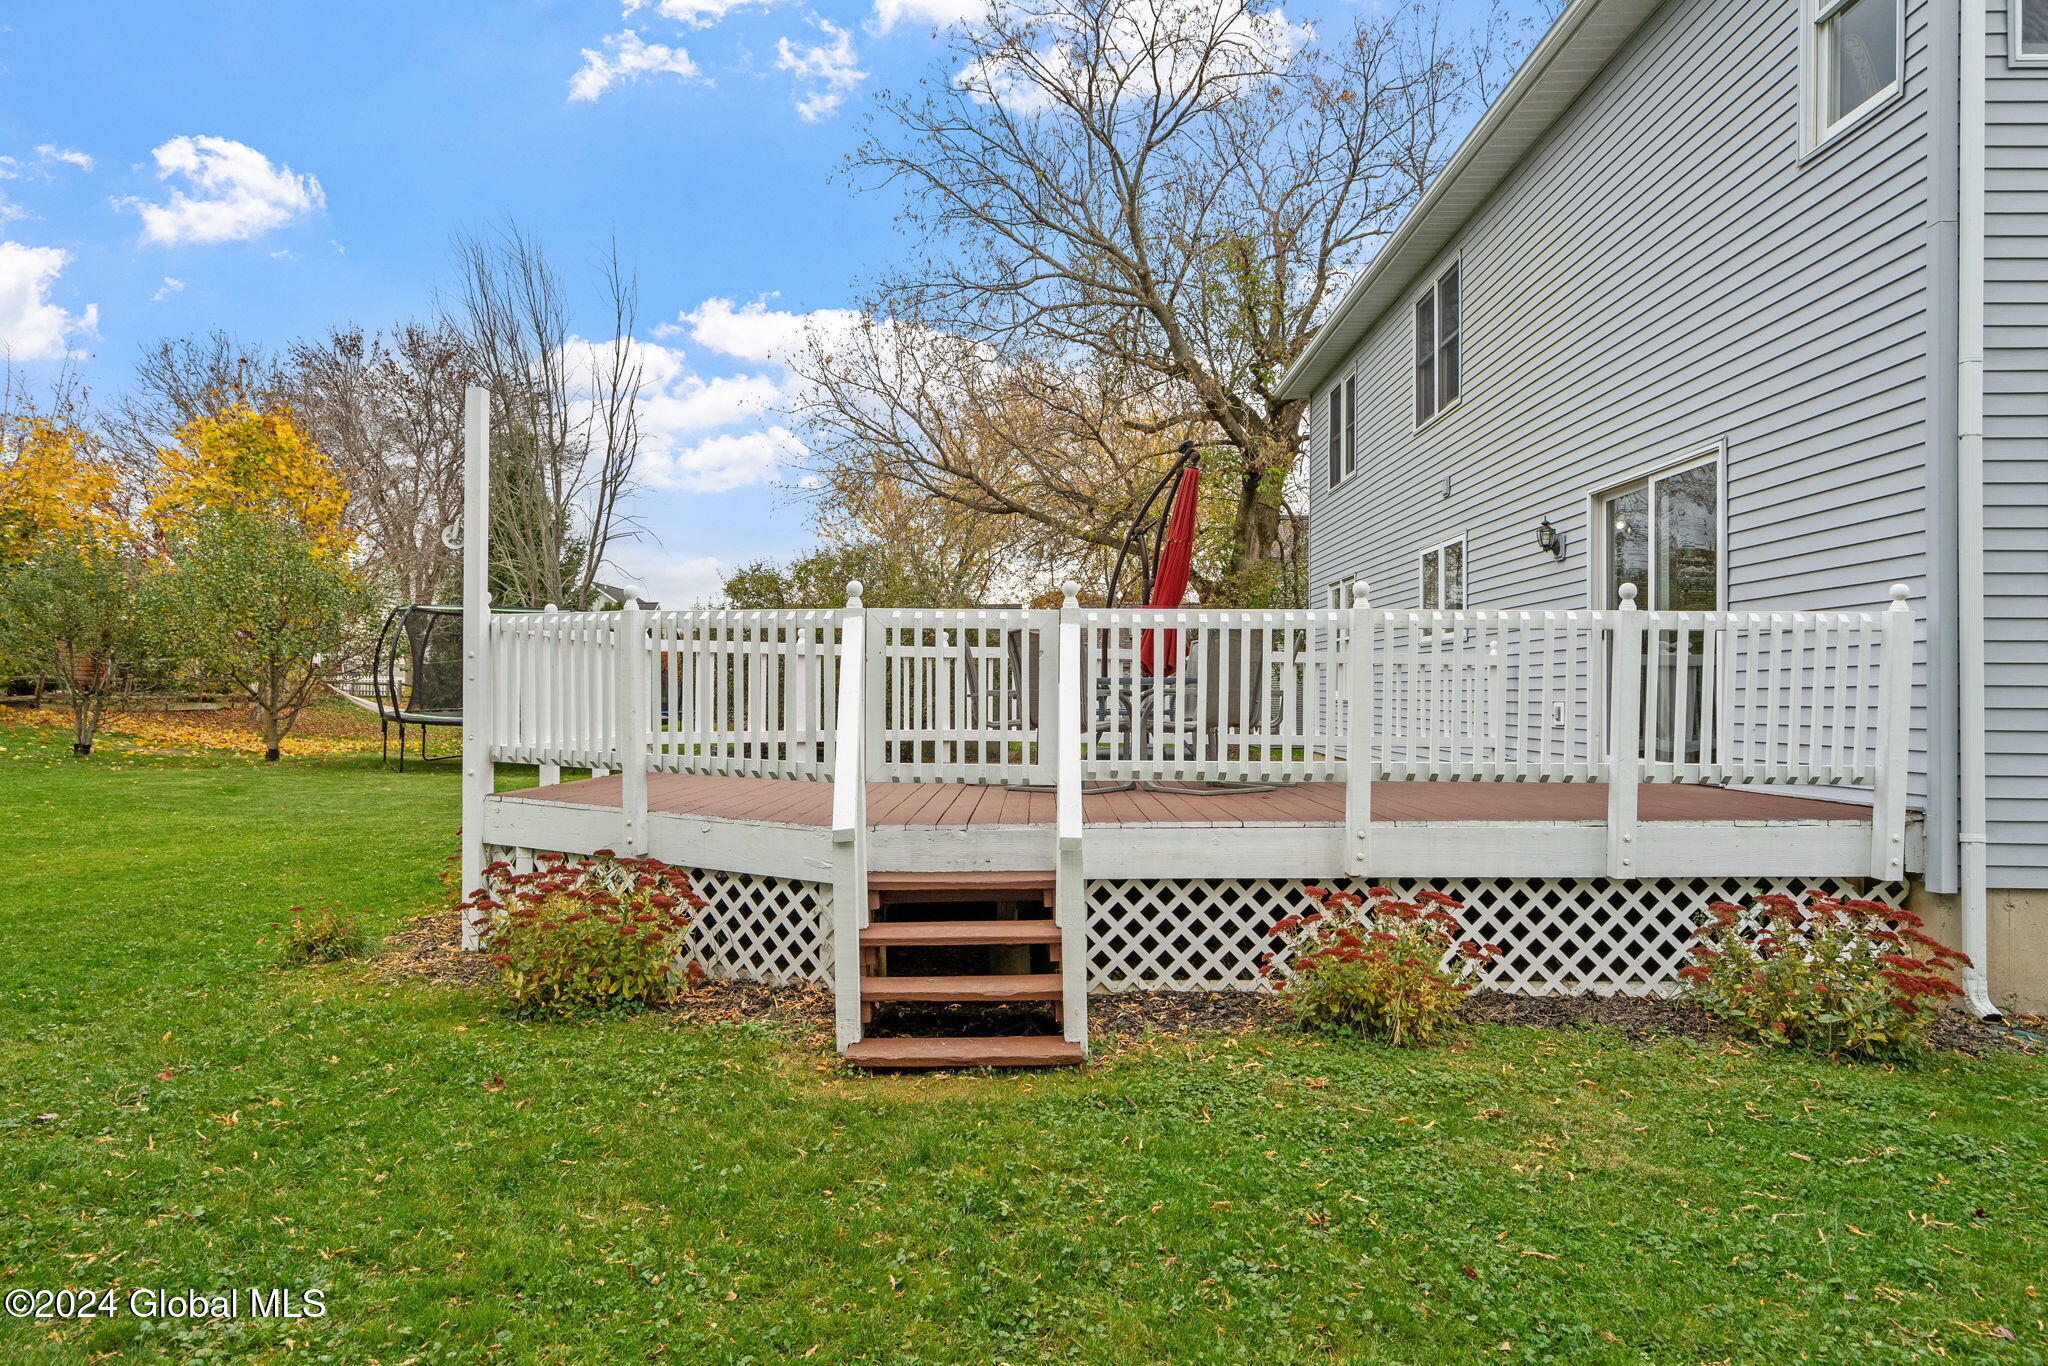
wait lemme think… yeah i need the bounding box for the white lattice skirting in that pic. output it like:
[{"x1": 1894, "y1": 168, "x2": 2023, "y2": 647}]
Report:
[
  {"x1": 1085, "y1": 876, "x2": 1907, "y2": 997},
  {"x1": 484, "y1": 849, "x2": 1902, "y2": 998}
]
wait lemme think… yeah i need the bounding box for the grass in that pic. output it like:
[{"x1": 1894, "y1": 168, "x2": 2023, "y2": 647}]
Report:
[{"x1": 1, "y1": 723, "x2": 2044, "y2": 1364}]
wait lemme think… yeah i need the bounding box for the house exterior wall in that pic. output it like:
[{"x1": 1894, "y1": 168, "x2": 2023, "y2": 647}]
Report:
[
  {"x1": 1983, "y1": 1, "x2": 2048, "y2": 888},
  {"x1": 1306, "y1": 0, "x2": 1959, "y2": 866}
]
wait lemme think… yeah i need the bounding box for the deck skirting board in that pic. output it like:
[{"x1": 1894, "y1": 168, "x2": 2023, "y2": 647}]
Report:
[{"x1": 485, "y1": 796, "x2": 1898, "y2": 881}]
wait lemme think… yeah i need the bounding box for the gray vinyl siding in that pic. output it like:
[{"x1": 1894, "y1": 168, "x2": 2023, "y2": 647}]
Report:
[
  {"x1": 1307, "y1": 0, "x2": 1941, "y2": 832},
  {"x1": 1984, "y1": 1, "x2": 2048, "y2": 884}
]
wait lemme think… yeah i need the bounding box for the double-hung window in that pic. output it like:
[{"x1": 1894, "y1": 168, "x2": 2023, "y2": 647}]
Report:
[
  {"x1": 1413, "y1": 263, "x2": 1460, "y2": 426},
  {"x1": 1808, "y1": 0, "x2": 1900, "y2": 144},
  {"x1": 1327, "y1": 371, "x2": 1360, "y2": 485},
  {"x1": 1418, "y1": 537, "x2": 1465, "y2": 610},
  {"x1": 2014, "y1": 0, "x2": 2048, "y2": 61}
]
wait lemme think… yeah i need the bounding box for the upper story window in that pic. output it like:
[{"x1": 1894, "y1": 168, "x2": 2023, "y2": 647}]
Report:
[
  {"x1": 2015, "y1": 0, "x2": 2048, "y2": 61},
  {"x1": 1413, "y1": 264, "x2": 1460, "y2": 426},
  {"x1": 1326, "y1": 370, "x2": 1360, "y2": 486},
  {"x1": 1807, "y1": 0, "x2": 1900, "y2": 146},
  {"x1": 1419, "y1": 537, "x2": 1465, "y2": 609}
]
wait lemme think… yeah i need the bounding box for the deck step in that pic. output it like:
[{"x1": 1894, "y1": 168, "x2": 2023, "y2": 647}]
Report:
[
  {"x1": 860, "y1": 972, "x2": 1062, "y2": 1003},
  {"x1": 843, "y1": 1035, "x2": 1084, "y2": 1069},
  {"x1": 860, "y1": 919, "x2": 1061, "y2": 948},
  {"x1": 867, "y1": 870, "x2": 1055, "y2": 893}
]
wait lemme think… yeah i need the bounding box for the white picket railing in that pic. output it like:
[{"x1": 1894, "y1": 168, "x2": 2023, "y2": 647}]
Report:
[
  {"x1": 482, "y1": 586, "x2": 1914, "y2": 880},
  {"x1": 869, "y1": 609, "x2": 1054, "y2": 784},
  {"x1": 489, "y1": 610, "x2": 620, "y2": 770},
  {"x1": 646, "y1": 609, "x2": 842, "y2": 780}
]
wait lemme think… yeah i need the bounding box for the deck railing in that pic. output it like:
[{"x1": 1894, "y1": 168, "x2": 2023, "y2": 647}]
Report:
[{"x1": 483, "y1": 584, "x2": 1914, "y2": 881}]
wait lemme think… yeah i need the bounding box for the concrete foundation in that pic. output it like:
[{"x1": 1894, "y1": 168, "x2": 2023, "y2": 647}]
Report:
[{"x1": 1908, "y1": 884, "x2": 2048, "y2": 1015}]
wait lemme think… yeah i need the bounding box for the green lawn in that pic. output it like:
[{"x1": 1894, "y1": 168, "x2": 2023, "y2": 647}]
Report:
[{"x1": 1, "y1": 726, "x2": 2044, "y2": 1364}]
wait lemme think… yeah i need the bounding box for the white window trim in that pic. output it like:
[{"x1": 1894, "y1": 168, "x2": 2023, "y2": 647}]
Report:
[
  {"x1": 1341, "y1": 370, "x2": 1359, "y2": 481},
  {"x1": 1411, "y1": 259, "x2": 1463, "y2": 432},
  {"x1": 1326, "y1": 370, "x2": 1361, "y2": 487},
  {"x1": 1586, "y1": 444, "x2": 1727, "y2": 611},
  {"x1": 1417, "y1": 534, "x2": 1468, "y2": 610},
  {"x1": 2010, "y1": 0, "x2": 2048, "y2": 66},
  {"x1": 1800, "y1": 0, "x2": 1906, "y2": 158}
]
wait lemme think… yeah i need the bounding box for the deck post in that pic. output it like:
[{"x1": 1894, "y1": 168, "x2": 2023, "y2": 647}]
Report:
[
  {"x1": 1053, "y1": 581, "x2": 1089, "y2": 1048},
  {"x1": 616, "y1": 597, "x2": 649, "y2": 856},
  {"x1": 1344, "y1": 580, "x2": 1373, "y2": 879},
  {"x1": 1605, "y1": 584, "x2": 1644, "y2": 878},
  {"x1": 831, "y1": 582, "x2": 871, "y2": 1051},
  {"x1": 539, "y1": 605, "x2": 562, "y2": 786},
  {"x1": 459, "y1": 384, "x2": 493, "y2": 950},
  {"x1": 1871, "y1": 584, "x2": 1913, "y2": 880}
]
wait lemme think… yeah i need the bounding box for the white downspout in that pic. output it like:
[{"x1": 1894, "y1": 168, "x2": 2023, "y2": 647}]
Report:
[{"x1": 1956, "y1": 0, "x2": 1998, "y2": 1016}]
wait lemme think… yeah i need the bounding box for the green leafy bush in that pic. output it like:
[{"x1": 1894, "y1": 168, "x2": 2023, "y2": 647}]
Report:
[
  {"x1": 1680, "y1": 892, "x2": 1968, "y2": 1058},
  {"x1": 277, "y1": 904, "x2": 370, "y2": 965},
  {"x1": 1268, "y1": 885, "x2": 1495, "y2": 1046},
  {"x1": 462, "y1": 851, "x2": 702, "y2": 1018}
]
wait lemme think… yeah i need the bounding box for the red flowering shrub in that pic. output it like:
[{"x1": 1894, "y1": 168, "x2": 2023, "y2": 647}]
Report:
[
  {"x1": 458, "y1": 851, "x2": 704, "y2": 1017},
  {"x1": 1680, "y1": 892, "x2": 1968, "y2": 1058},
  {"x1": 1267, "y1": 885, "x2": 1496, "y2": 1046}
]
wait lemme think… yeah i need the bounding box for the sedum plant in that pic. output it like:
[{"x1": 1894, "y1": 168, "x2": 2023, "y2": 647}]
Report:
[
  {"x1": 460, "y1": 851, "x2": 703, "y2": 1018},
  {"x1": 1680, "y1": 892, "x2": 1968, "y2": 1059},
  {"x1": 1269, "y1": 885, "x2": 1497, "y2": 1047}
]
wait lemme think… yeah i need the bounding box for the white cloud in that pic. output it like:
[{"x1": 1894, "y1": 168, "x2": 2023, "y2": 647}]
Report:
[
  {"x1": 119, "y1": 136, "x2": 324, "y2": 246},
  {"x1": 644, "y1": 428, "x2": 803, "y2": 493},
  {"x1": 776, "y1": 20, "x2": 866, "y2": 122},
  {"x1": 0, "y1": 241, "x2": 97, "y2": 360},
  {"x1": 34, "y1": 145, "x2": 92, "y2": 172},
  {"x1": 958, "y1": 3, "x2": 1310, "y2": 113},
  {"x1": 151, "y1": 276, "x2": 186, "y2": 302},
  {"x1": 672, "y1": 294, "x2": 861, "y2": 364},
  {"x1": 561, "y1": 334, "x2": 798, "y2": 493},
  {"x1": 627, "y1": 0, "x2": 787, "y2": 25},
  {"x1": 616, "y1": 550, "x2": 728, "y2": 609},
  {"x1": 869, "y1": 0, "x2": 980, "y2": 33},
  {"x1": 568, "y1": 30, "x2": 705, "y2": 102}
]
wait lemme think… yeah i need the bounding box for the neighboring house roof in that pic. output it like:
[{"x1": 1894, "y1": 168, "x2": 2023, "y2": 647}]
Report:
[{"x1": 1277, "y1": 0, "x2": 1667, "y2": 401}]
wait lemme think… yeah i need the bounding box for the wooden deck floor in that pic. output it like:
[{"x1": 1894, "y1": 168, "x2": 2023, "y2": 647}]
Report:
[{"x1": 503, "y1": 772, "x2": 1874, "y2": 827}]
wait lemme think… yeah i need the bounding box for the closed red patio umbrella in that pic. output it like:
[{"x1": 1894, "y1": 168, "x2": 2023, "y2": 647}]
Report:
[{"x1": 1139, "y1": 451, "x2": 1201, "y2": 675}]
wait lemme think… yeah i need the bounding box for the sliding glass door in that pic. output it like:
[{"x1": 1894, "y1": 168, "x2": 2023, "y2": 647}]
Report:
[{"x1": 1601, "y1": 458, "x2": 1721, "y2": 764}]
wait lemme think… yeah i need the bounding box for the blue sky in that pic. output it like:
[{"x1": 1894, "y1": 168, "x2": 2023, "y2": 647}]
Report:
[{"x1": 0, "y1": 0, "x2": 1504, "y2": 605}]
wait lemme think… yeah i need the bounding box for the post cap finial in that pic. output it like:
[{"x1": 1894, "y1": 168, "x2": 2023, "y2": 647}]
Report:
[
  {"x1": 1889, "y1": 583, "x2": 1911, "y2": 607},
  {"x1": 845, "y1": 580, "x2": 864, "y2": 608},
  {"x1": 1061, "y1": 580, "x2": 1080, "y2": 609},
  {"x1": 1618, "y1": 582, "x2": 1638, "y2": 606},
  {"x1": 545, "y1": 602, "x2": 558, "y2": 611},
  {"x1": 1351, "y1": 577, "x2": 1369, "y2": 607}
]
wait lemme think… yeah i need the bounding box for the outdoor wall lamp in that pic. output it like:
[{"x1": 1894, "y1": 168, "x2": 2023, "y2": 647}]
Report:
[{"x1": 1536, "y1": 517, "x2": 1564, "y2": 560}]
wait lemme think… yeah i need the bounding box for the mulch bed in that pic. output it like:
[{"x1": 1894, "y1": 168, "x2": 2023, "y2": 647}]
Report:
[{"x1": 371, "y1": 909, "x2": 2036, "y2": 1057}]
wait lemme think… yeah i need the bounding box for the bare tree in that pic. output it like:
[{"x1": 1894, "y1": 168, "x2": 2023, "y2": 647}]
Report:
[
  {"x1": 98, "y1": 330, "x2": 276, "y2": 487},
  {"x1": 447, "y1": 225, "x2": 643, "y2": 608},
  {"x1": 791, "y1": 318, "x2": 1211, "y2": 595},
  {"x1": 800, "y1": 0, "x2": 1531, "y2": 604},
  {"x1": 281, "y1": 322, "x2": 472, "y2": 605}
]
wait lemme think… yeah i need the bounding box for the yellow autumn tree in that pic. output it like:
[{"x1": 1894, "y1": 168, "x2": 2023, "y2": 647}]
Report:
[
  {"x1": 150, "y1": 402, "x2": 353, "y2": 556},
  {"x1": 0, "y1": 413, "x2": 123, "y2": 562}
]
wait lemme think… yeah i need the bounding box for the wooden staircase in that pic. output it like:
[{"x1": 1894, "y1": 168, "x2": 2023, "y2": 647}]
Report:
[{"x1": 840, "y1": 871, "x2": 1086, "y2": 1070}]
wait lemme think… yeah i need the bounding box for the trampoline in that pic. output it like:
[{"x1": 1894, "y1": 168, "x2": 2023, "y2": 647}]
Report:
[{"x1": 364, "y1": 605, "x2": 467, "y2": 770}]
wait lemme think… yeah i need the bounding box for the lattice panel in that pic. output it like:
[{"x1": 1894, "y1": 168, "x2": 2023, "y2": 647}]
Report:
[
  {"x1": 482, "y1": 847, "x2": 830, "y2": 987},
  {"x1": 1085, "y1": 876, "x2": 1906, "y2": 997},
  {"x1": 680, "y1": 868, "x2": 831, "y2": 986}
]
